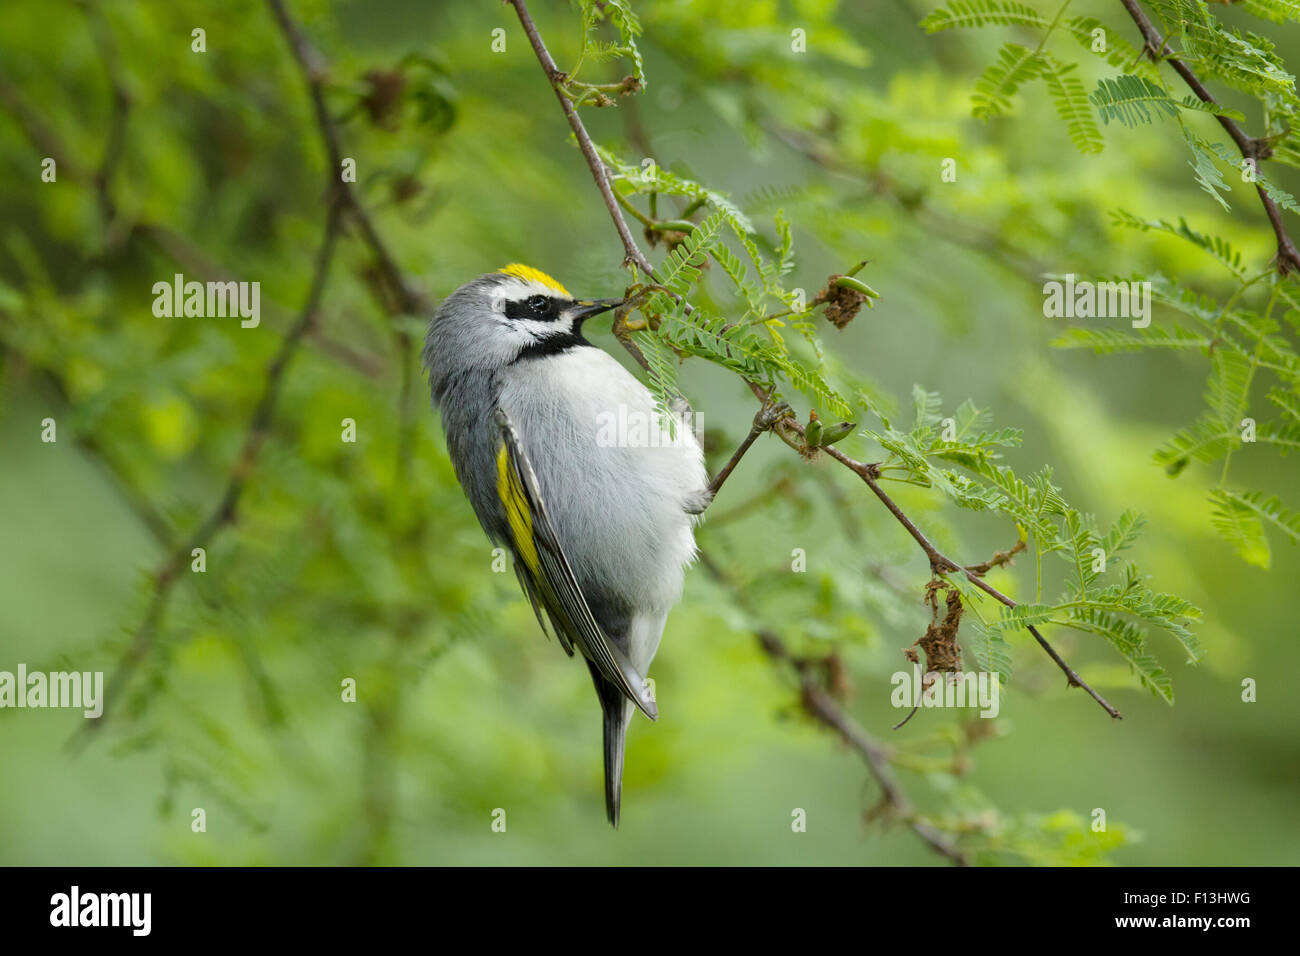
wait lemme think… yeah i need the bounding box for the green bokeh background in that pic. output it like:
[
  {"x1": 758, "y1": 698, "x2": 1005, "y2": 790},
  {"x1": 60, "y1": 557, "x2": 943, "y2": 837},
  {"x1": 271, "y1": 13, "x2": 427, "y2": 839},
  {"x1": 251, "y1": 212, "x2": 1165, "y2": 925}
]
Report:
[{"x1": 1, "y1": 0, "x2": 1297, "y2": 865}]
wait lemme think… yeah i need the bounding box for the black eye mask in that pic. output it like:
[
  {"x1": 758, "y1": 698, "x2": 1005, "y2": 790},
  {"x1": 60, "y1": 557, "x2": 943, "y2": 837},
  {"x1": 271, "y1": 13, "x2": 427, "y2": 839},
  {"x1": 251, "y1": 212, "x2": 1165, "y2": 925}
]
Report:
[{"x1": 505, "y1": 294, "x2": 563, "y2": 322}]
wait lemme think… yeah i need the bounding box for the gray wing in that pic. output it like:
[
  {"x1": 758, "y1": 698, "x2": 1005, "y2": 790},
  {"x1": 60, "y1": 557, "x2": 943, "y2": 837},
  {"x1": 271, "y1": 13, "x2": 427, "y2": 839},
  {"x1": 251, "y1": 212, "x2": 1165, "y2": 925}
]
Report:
[
  {"x1": 494, "y1": 408, "x2": 658, "y2": 720},
  {"x1": 512, "y1": 562, "x2": 574, "y2": 656}
]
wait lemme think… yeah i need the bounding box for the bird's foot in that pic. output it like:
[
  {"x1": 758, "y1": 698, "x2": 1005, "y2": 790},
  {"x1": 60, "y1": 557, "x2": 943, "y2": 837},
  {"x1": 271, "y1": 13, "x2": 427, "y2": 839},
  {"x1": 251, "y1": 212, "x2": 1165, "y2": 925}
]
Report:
[{"x1": 754, "y1": 399, "x2": 793, "y2": 433}]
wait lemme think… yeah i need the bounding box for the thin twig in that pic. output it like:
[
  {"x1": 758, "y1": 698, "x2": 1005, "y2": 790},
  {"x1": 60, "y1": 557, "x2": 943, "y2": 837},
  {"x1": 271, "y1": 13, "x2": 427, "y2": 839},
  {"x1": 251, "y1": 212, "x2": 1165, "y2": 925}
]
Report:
[
  {"x1": 507, "y1": 0, "x2": 1121, "y2": 720},
  {"x1": 1118, "y1": 0, "x2": 1300, "y2": 274},
  {"x1": 0, "y1": 77, "x2": 381, "y2": 381},
  {"x1": 965, "y1": 537, "x2": 1027, "y2": 576},
  {"x1": 507, "y1": 0, "x2": 654, "y2": 275},
  {"x1": 267, "y1": 0, "x2": 430, "y2": 314},
  {"x1": 76, "y1": 199, "x2": 345, "y2": 741},
  {"x1": 267, "y1": 0, "x2": 425, "y2": 477},
  {"x1": 700, "y1": 554, "x2": 969, "y2": 865},
  {"x1": 759, "y1": 383, "x2": 1123, "y2": 719},
  {"x1": 84, "y1": 1, "x2": 130, "y2": 228}
]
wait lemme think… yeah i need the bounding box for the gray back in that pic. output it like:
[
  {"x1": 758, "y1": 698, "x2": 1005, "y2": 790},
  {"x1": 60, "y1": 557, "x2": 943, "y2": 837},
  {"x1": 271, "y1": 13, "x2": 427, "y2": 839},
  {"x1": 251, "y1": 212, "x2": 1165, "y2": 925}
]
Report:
[{"x1": 423, "y1": 275, "x2": 513, "y2": 542}]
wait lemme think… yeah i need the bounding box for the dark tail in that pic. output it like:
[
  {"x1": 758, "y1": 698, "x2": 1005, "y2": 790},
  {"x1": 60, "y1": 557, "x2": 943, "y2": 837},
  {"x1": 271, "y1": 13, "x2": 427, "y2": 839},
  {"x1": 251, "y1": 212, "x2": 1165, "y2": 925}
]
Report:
[
  {"x1": 601, "y1": 693, "x2": 628, "y2": 828},
  {"x1": 587, "y1": 663, "x2": 631, "y2": 828}
]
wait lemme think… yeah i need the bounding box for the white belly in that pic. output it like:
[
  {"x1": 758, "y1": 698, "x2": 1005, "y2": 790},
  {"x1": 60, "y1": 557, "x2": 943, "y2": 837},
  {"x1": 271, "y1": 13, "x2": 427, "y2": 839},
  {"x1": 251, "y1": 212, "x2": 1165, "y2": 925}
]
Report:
[{"x1": 498, "y1": 346, "x2": 707, "y2": 626}]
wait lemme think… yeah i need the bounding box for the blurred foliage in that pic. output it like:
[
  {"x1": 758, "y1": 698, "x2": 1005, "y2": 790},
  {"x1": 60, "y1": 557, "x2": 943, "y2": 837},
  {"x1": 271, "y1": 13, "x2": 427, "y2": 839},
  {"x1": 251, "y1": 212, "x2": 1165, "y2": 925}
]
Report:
[{"x1": 1, "y1": 0, "x2": 1298, "y2": 866}]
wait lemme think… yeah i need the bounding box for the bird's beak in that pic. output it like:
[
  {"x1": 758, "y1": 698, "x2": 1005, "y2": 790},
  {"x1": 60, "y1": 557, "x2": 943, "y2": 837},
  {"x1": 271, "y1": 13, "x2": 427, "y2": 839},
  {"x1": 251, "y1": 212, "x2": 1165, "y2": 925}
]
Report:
[{"x1": 570, "y1": 297, "x2": 624, "y2": 324}]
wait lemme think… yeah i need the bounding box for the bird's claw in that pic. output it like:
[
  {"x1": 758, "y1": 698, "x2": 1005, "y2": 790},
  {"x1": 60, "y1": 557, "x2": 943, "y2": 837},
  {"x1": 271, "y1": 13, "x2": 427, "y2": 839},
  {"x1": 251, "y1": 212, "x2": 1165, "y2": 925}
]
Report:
[{"x1": 754, "y1": 400, "x2": 793, "y2": 433}]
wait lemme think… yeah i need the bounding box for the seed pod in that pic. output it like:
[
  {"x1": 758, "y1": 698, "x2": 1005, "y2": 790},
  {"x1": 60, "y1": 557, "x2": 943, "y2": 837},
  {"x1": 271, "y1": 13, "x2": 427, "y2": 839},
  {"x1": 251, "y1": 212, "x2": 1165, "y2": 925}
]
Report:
[
  {"x1": 834, "y1": 275, "x2": 880, "y2": 299},
  {"x1": 804, "y1": 416, "x2": 824, "y2": 448},
  {"x1": 819, "y1": 421, "x2": 856, "y2": 446}
]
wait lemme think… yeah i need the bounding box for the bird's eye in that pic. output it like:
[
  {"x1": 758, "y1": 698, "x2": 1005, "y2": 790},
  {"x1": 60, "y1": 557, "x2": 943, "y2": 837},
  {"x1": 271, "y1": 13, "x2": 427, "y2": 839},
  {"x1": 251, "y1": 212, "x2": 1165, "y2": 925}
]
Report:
[{"x1": 527, "y1": 295, "x2": 548, "y2": 312}]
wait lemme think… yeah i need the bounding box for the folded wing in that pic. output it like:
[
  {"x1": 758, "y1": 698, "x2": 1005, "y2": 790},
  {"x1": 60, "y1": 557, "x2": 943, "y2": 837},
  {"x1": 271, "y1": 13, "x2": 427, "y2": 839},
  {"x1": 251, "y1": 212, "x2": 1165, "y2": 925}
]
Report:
[{"x1": 493, "y1": 408, "x2": 658, "y2": 720}]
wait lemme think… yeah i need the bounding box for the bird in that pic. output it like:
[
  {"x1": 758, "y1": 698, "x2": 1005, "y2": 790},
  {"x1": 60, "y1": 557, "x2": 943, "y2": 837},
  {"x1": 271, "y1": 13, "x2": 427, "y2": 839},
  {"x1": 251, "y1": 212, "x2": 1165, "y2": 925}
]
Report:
[{"x1": 424, "y1": 264, "x2": 784, "y2": 826}]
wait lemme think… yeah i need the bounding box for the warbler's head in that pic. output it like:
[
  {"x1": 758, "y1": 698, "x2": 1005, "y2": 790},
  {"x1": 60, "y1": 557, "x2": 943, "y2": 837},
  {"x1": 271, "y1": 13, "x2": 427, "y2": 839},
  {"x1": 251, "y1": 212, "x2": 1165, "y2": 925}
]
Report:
[{"x1": 424, "y1": 263, "x2": 623, "y2": 398}]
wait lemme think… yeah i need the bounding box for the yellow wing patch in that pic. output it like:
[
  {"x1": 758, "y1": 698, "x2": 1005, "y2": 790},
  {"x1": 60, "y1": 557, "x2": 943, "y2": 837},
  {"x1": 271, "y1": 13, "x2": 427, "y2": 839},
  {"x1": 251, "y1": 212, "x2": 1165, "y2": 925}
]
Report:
[
  {"x1": 497, "y1": 442, "x2": 541, "y2": 575},
  {"x1": 497, "y1": 263, "x2": 571, "y2": 297}
]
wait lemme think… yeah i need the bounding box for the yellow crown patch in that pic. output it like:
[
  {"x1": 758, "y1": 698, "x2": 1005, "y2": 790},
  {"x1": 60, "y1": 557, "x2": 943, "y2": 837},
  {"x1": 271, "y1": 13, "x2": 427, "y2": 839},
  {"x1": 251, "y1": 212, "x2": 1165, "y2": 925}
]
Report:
[{"x1": 497, "y1": 263, "x2": 571, "y2": 297}]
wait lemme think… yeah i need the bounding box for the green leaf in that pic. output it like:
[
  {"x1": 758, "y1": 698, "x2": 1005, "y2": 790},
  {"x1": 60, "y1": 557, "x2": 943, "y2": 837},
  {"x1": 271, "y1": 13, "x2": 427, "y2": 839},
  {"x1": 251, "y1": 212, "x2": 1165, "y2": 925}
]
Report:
[
  {"x1": 1064, "y1": 607, "x2": 1175, "y2": 702},
  {"x1": 921, "y1": 0, "x2": 1048, "y2": 32},
  {"x1": 1044, "y1": 56, "x2": 1104, "y2": 153},
  {"x1": 1067, "y1": 17, "x2": 1160, "y2": 79},
  {"x1": 1052, "y1": 325, "x2": 1212, "y2": 353},
  {"x1": 990, "y1": 602, "x2": 1058, "y2": 631},
  {"x1": 972, "y1": 43, "x2": 1046, "y2": 119},
  {"x1": 1201, "y1": 140, "x2": 1300, "y2": 212},
  {"x1": 965, "y1": 616, "x2": 1013, "y2": 687},
  {"x1": 1238, "y1": 0, "x2": 1300, "y2": 25},
  {"x1": 1211, "y1": 488, "x2": 1300, "y2": 567},
  {"x1": 912, "y1": 384, "x2": 943, "y2": 430},
  {"x1": 1181, "y1": 129, "x2": 1233, "y2": 211},
  {"x1": 1091, "y1": 74, "x2": 1246, "y2": 127},
  {"x1": 1209, "y1": 489, "x2": 1274, "y2": 568},
  {"x1": 1110, "y1": 211, "x2": 1245, "y2": 279},
  {"x1": 1063, "y1": 509, "x2": 1102, "y2": 597},
  {"x1": 581, "y1": 0, "x2": 645, "y2": 84},
  {"x1": 1102, "y1": 510, "x2": 1148, "y2": 558},
  {"x1": 1090, "y1": 75, "x2": 1181, "y2": 127}
]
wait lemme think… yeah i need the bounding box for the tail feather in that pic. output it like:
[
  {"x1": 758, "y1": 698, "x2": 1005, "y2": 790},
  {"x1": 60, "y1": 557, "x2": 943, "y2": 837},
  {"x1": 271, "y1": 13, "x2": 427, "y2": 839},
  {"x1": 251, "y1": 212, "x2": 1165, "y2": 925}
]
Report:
[
  {"x1": 602, "y1": 695, "x2": 629, "y2": 828},
  {"x1": 583, "y1": 611, "x2": 666, "y2": 827},
  {"x1": 586, "y1": 662, "x2": 634, "y2": 828}
]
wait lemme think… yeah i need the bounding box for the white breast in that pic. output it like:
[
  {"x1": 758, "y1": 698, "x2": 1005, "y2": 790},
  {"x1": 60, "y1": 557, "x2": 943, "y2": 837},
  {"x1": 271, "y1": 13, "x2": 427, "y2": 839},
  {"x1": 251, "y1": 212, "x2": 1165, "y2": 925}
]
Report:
[{"x1": 498, "y1": 346, "x2": 708, "y2": 629}]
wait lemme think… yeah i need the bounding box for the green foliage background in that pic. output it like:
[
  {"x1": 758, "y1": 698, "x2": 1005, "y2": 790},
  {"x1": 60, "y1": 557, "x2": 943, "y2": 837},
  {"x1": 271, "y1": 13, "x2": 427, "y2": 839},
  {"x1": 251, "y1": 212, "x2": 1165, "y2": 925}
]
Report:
[{"x1": 1, "y1": 0, "x2": 1298, "y2": 865}]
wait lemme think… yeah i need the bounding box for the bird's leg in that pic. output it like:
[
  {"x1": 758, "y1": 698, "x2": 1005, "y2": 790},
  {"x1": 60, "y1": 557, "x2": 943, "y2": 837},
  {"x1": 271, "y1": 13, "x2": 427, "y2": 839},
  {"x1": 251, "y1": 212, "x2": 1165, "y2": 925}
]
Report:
[{"x1": 689, "y1": 400, "x2": 793, "y2": 513}]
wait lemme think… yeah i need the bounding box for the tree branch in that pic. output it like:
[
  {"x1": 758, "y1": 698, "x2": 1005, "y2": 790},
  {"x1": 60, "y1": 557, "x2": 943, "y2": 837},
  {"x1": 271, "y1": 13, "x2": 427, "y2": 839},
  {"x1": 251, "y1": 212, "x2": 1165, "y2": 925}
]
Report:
[
  {"x1": 506, "y1": 0, "x2": 654, "y2": 275},
  {"x1": 700, "y1": 554, "x2": 969, "y2": 865},
  {"x1": 267, "y1": 0, "x2": 427, "y2": 473},
  {"x1": 76, "y1": 198, "x2": 345, "y2": 741},
  {"x1": 778, "y1": 407, "x2": 1122, "y2": 720},
  {"x1": 0, "y1": 76, "x2": 381, "y2": 381},
  {"x1": 507, "y1": 0, "x2": 1123, "y2": 721},
  {"x1": 267, "y1": 0, "x2": 430, "y2": 314},
  {"x1": 1118, "y1": 0, "x2": 1300, "y2": 274}
]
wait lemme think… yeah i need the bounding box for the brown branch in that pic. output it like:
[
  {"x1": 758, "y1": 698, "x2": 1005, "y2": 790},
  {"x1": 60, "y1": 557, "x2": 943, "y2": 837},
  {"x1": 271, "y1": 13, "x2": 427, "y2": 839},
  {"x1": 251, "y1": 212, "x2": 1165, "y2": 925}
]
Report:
[
  {"x1": 699, "y1": 554, "x2": 969, "y2": 865},
  {"x1": 507, "y1": 0, "x2": 654, "y2": 275},
  {"x1": 84, "y1": 1, "x2": 130, "y2": 230},
  {"x1": 75, "y1": 198, "x2": 345, "y2": 741},
  {"x1": 267, "y1": 0, "x2": 428, "y2": 476},
  {"x1": 134, "y1": 222, "x2": 384, "y2": 380},
  {"x1": 266, "y1": 0, "x2": 429, "y2": 314},
  {"x1": 814, "y1": 419, "x2": 1121, "y2": 719},
  {"x1": 1118, "y1": 0, "x2": 1300, "y2": 274},
  {"x1": 965, "y1": 537, "x2": 1027, "y2": 576},
  {"x1": 0, "y1": 1, "x2": 420, "y2": 750},
  {"x1": 0, "y1": 74, "x2": 381, "y2": 382},
  {"x1": 507, "y1": 0, "x2": 1122, "y2": 721}
]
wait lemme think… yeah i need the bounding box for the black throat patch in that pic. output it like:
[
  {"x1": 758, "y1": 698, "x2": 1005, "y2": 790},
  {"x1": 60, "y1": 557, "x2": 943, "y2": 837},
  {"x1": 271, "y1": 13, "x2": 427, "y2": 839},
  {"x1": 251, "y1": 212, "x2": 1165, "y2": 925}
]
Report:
[{"x1": 511, "y1": 331, "x2": 590, "y2": 363}]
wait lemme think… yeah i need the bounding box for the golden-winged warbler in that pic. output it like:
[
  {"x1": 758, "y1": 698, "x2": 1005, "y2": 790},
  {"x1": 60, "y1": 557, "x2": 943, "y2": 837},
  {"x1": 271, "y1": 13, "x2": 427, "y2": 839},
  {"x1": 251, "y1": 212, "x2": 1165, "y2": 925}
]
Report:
[{"x1": 424, "y1": 263, "x2": 777, "y2": 826}]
